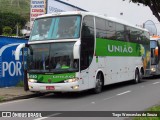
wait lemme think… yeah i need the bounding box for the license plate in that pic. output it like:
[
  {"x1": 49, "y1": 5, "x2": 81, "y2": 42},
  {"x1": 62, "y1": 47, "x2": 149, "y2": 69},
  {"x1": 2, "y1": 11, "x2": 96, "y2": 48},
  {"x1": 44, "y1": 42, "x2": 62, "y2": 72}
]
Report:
[{"x1": 46, "y1": 86, "x2": 55, "y2": 90}]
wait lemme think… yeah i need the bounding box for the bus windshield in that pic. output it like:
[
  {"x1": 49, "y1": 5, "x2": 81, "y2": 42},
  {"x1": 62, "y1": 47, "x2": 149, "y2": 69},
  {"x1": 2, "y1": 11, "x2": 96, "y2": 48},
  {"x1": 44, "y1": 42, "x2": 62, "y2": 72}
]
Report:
[
  {"x1": 27, "y1": 42, "x2": 79, "y2": 73},
  {"x1": 150, "y1": 40, "x2": 158, "y2": 65},
  {"x1": 30, "y1": 15, "x2": 81, "y2": 41}
]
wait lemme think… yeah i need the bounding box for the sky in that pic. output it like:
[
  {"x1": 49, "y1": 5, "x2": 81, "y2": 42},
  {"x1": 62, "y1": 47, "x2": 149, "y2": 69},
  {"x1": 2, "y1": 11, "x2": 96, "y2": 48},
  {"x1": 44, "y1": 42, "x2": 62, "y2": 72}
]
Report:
[{"x1": 62, "y1": 0, "x2": 160, "y2": 35}]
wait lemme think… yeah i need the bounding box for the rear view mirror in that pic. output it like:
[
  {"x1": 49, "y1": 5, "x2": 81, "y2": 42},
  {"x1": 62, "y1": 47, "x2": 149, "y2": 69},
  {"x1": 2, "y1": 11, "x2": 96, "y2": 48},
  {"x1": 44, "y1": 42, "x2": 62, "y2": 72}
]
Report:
[
  {"x1": 73, "y1": 40, "x2": 80, "y2": 59},
  {"x1": 15, "y1": 43, "x2": 26, "y2": 60}
]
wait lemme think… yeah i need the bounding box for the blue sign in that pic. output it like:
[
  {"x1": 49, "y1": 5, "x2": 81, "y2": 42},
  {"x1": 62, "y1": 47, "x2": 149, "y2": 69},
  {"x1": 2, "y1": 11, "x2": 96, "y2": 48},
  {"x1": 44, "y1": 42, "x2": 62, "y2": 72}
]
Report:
[{"x1": 0, "y1": 36, "x2": 28, "y2": 87}]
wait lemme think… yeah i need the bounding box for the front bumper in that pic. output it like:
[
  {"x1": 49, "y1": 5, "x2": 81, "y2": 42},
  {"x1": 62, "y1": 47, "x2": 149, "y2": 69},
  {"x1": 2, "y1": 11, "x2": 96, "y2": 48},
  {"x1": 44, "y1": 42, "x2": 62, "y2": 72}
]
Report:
[{"x1": 28, "y1": 82, "x2": 80, "y2": 92}]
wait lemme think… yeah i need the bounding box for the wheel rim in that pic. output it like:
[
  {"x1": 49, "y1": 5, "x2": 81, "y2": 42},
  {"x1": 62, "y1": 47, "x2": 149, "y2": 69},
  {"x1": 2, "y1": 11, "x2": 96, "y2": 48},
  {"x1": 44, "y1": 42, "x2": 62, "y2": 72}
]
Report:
[
  {"x1": 135, "y1": 71, "x2": 139, "y2": 83},
  {"x1": 96, "y1": 74, "x2": 103, "y2": 92}
]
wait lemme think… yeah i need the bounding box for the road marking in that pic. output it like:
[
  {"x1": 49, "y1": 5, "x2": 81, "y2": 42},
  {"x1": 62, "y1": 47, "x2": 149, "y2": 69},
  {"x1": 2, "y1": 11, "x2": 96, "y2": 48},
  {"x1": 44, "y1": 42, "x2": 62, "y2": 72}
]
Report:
[
  {"x1": 34, "y1": 113, "x2": 61, "y2": 120},
  {"x1": 117, "y1": 90, "x2": 131, "y2": 96},
  {"x1": 103, "y1": 96, "x2": 115, "y2": 100},
  {"x1": 152, "y1": 82, "x2": 160, "y2": 85},
  {"x1": 141, "y1": 86, "x2": 145, "y2": 88},
  {"x1": 91, "y1": 102, "x2": 95, "y2": 104},
  {"x1": 34, "y1": 117, "x2": 48, "y2": 120}
]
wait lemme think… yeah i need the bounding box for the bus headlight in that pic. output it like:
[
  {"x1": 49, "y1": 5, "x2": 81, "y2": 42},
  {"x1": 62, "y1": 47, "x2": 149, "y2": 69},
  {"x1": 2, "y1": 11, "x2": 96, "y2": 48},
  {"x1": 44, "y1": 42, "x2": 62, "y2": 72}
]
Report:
[
  {"x1": 151, "y1": 68, "x2": 156, "y2": 72},
  {"x1": 72, "y1": 85, "x2": 79, "y2": 90},
  {"x1": 28, "y1": 79, "x2": 37, "y2": 83},
  {"x1": 64, "y1": 78, "x2": 78, "y2": 83}
]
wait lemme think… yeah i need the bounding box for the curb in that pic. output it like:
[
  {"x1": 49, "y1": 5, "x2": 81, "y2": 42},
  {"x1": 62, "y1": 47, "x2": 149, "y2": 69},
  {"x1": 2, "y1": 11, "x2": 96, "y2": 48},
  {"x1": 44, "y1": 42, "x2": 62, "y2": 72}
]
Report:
[{"x1": 0, "y1": 93, "x2": 47, "y2": 103}]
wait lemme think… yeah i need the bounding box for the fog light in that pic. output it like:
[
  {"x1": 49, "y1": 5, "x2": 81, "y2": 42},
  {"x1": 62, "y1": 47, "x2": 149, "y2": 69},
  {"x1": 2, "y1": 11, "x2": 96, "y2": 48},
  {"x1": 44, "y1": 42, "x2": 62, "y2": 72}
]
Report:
[
  {"x1": 72, "y1": 85, "x2": 79, "y2": 90},
  {"x1": 29, "y1": 86, "x2": 33, "y2": 89},
  {"x1": 64, "y1": 78, "x2": 78, "y2": 83}
]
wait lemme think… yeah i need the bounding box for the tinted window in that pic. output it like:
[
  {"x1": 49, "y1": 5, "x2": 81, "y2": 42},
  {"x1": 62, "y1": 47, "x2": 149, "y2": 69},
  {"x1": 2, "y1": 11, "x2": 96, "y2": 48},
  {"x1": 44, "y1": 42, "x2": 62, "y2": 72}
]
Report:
[
  {"x1": 125, "y1": 26, "x2": 131, "y2": 42},
  {"x1": 30, "y1": 16, "x2": 81, "y2": 41},
  {"x1": 150, "y1": 40, "x2": 157, "y2": 48},
  {"x1": 116, "y1": 23, "x2": 125, "y2": 41},
  {"x1": 130, "y1": 28, "x2": 144, "y2": 43},
  {"x1": 27, "y1": 42, "x2": 79, "y2": 73},
  {"x1": 130, "y1": 28, "x2": 138, "y2": 42},
  {"x1": 96, "y1": 17, "x2": 107, "y2": 38},
  {"x1": 106, "y1": 21, "x2": 116, "y2": 40},
  {"x1": 81, "y1": 16, "x2": 95, "y2": 70}
]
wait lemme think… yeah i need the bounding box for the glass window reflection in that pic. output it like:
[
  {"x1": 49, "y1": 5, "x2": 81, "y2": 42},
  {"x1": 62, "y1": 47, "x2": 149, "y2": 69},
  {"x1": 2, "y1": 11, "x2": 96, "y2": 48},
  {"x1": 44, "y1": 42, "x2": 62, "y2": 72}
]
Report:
[{"x1": 30, "y1": 16, "x2": 81, "y2": 41}]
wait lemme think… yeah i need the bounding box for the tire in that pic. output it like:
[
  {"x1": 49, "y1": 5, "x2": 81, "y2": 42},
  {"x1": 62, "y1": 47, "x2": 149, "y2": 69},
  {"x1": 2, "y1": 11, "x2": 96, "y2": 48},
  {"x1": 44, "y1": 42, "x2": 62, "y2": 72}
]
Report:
[
  {"x1": 93, "y1": 73, "x2": 103, "y2": 94},
  {"x1": 53, "y1": 92, "x2": 62, "y2": 95},
  {"x1": 139, "y1": 70, "x2": 143, "y2": 82},
  {"x1": 133, "y1": 69, "x2": 140, "y2": 84}
]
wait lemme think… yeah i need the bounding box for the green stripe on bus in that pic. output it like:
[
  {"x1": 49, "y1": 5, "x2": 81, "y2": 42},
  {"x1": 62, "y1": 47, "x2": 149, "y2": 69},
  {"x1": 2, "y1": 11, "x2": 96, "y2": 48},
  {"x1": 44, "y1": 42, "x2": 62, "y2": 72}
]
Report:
[
  {"x1": 29, "y1": 73, "x2": 76, "y2": 83},
  {"x1": 96, "y1": 38, "x2": 144, "y2": 56}
]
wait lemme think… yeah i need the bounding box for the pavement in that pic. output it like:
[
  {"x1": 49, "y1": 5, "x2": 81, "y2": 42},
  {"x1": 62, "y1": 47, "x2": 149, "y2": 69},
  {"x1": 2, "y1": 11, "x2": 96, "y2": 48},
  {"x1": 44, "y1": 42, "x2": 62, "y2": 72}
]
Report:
[{"x1": 0, "y1": 87, "x2": 43, "y2": 102}]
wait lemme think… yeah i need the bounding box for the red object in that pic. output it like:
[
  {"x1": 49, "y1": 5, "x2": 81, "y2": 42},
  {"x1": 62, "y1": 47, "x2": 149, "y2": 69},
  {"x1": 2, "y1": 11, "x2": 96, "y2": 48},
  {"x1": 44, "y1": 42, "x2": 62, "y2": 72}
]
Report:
[{"x1": 46, "y1": 86, "x2": 55, "y2": 90}]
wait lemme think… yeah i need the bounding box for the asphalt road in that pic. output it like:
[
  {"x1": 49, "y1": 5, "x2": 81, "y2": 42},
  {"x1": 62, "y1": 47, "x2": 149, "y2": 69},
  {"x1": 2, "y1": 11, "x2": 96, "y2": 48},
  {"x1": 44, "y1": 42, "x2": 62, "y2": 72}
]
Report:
[{"x1": 0, "y1": 77, "x2": 160, "y2": 120}]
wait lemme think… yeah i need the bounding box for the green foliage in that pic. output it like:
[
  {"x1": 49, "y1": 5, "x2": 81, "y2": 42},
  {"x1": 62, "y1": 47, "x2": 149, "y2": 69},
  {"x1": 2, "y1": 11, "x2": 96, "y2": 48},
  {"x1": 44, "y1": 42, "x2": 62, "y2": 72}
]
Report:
[
  {"x1": 0, "y1": 0, "x2": 30, "y2": 20},
  {"x1": 0, "y1": 96, "x2": 4, "y2": 102},
  {"x1": 132, "y1": 105, "x2": 160, "y2": 120},
  {"x1": 149, "y1": 105, "x2": 160, "y2": 111},
  {"x1": 0, "y1": 12, "x2": 27, "y2": 35},
  {"x1": 130, "y1": 0, "x2": 151, "y2": 6},
  {"x1": 2, "y1": 26, "x2": 12, "y2": 35},
  {"x1": 0, "y1": 0, "x2": 30, "y2": 35},
  {"x1": 16, "y1": 80, "x2": 24, "y2": 87}
]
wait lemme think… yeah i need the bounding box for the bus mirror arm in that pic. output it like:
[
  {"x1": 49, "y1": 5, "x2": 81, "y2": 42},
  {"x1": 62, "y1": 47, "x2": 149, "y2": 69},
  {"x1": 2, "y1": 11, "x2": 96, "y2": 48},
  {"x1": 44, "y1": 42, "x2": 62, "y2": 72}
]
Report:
[
  {"x1": 73, "y1": 40, "x2": 80, "y2": 59},
  {"x1": 15, "y1": 43, "x2": 27, "y2": 60}
]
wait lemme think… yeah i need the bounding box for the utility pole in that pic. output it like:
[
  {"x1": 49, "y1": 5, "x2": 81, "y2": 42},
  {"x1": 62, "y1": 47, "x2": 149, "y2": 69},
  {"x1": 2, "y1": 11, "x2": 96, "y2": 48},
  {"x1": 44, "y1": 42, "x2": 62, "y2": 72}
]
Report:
[{"x1": 16, "y1": 24, "x2": 19, "y2": 36}]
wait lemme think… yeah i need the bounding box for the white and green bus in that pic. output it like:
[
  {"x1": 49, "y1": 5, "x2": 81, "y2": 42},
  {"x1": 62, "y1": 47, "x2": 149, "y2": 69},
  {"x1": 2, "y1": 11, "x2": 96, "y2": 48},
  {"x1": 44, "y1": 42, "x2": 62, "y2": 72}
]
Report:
[{"x1": 15, "y1": 11, "x2": 150, "y2": 93}]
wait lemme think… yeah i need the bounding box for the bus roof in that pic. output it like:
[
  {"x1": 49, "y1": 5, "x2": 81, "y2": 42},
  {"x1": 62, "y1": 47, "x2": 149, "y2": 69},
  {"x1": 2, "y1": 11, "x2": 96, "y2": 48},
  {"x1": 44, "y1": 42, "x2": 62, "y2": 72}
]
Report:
[{"x1": 36, "y1": 11, "x2": 148, "y2": 32}]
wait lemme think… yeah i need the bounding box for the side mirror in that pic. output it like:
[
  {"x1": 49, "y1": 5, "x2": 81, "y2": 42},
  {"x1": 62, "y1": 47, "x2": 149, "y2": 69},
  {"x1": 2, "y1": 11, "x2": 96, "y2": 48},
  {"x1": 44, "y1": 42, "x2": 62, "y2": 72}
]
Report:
[
  {"x1": 15, "y1": 43, "x2": 27, "y2": 60},
  {"x1": 73, "y1": 40, "x2": 80, "y2": 59}
]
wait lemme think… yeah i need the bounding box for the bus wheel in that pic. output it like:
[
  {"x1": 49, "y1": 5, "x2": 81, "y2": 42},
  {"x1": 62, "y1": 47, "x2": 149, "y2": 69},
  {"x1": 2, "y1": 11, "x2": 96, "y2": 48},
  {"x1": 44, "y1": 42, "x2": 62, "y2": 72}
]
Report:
[
  {"x1": 93, "y1": 73, "x2": 103, "y2": 94},
  {"x1": 133, "y1": 69, "x2": 140, "y2": 84},
  {"x1": 53, "y1": 92, "x2": 62, "y2": 95}
]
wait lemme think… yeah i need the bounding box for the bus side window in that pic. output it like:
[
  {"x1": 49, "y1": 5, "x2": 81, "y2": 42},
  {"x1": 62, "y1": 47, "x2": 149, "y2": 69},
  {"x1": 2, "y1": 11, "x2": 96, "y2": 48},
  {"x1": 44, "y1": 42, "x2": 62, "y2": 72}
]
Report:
[
  {"x1": 106, "y1": 21, "x2": 116, "y2": 40},
  {"x1": 124, "y1": 26, "x2": 131, "y2": 42},
  {"x1": 130, "y1": 28, "x2": 137, "y2": 43},
  {"x1": 116, "y1": 23, "x2": 125, "y2": 41},
  {"x1": 95, "y1": 17, "x2": 107, "y2": 39}
]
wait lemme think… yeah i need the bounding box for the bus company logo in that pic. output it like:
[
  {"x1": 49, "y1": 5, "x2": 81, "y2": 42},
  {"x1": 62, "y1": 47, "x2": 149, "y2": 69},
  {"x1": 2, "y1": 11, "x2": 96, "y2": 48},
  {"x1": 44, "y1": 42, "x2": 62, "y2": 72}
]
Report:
[
  {"x1": 107, "y1": 45, "x2": 133, "y2": 53},
  {"x1": 2, "y1": 112, "x2": 11, "y2": 117}
]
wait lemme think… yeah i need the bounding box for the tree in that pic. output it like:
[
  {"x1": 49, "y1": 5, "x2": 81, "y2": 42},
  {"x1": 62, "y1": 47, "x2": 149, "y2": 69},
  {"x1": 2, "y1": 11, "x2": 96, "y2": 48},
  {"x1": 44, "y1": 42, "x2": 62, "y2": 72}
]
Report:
[
  {"x1": 0, "y1": 12, "x2": 26, "y2": 35},
  {"x1": 3, "y1": 26, "x2": 13, "y2": 36},
  {"x1": 129, "y1": 0, "x2": 160, "y2": 22}
]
